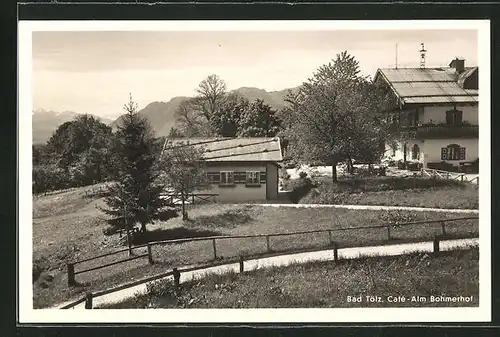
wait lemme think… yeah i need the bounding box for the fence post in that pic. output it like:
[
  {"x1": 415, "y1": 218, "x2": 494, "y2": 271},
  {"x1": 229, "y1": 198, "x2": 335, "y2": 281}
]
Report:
[
  {"x1": 433, "y1": 237, "x2": 440, "y2": 254},
  {"x1": 239, "y1": 255, "x2": 244, "y2": 273},
  {"x1": 67, "y1": 263, "x2": 76, "y2": 287},
  {"x1": 147, "y1": 243, "x2": 154, "y2": 264},
  {"x1": 212, "y1": 239, "x2": 217, "y2": 260},
  {"x1": 173, "y1": 268, "x2": 180, "y2": 287},
  {"x1": 387, "y1": 225, "x2": 391, "y2": 240},
  {"x1": 85, "y1": 292, "x2": 93, "y2": 309},
  {"x1": 266, "y1": 235, "x2": 271, "y2": 253},
  {"x1": 333, "y1": 242, "x2": 339, "y2": 264},
  {"x1": 328, "y1": 230, "x2": 333, "y2": 244},
  {"x1": 441, "y1": 222, "x2": 446, "y2": 236}
]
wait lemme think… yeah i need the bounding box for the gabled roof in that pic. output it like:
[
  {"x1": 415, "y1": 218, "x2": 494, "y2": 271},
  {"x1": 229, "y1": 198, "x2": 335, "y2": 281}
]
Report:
[
  {"x1": 164, "y1": 137, "x2": 283, "y2": 162},
  {"x1": 374, "y1": 67, "x2": 478, "y2": 105}
]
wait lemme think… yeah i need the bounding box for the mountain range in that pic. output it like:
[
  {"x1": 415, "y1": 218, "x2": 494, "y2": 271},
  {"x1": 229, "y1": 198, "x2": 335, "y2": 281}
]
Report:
[{"x1": 32, "y1": 86, "x2": 298, "y2": 144}]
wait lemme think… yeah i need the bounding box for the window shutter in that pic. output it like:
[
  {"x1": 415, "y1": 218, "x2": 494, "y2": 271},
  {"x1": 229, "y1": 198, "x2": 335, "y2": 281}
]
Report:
[
  {"x1": 441, "y1": 148, "x2": 447, "y2": 160},
  {"x1": 459, "y1": 147, "x2": 466, "y2": 160},
  {"x1": 456, "y1": 110, "x2": 463, "y2": 125},
  {"x1": 446, "y1": 110, "x2": 453, "y2": 125},
  {"x1": 260, "y1": 172, "x2": 267, "y2": 183}
]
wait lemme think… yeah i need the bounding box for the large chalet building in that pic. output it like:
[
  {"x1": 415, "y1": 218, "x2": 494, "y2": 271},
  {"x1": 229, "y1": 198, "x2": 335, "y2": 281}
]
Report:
[{"x1": 374, "y1": 57, "x2": 479, "y2": 172}]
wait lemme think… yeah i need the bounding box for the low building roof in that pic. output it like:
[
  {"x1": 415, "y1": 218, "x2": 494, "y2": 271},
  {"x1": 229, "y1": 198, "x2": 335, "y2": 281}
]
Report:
[
  {"x1": 164, "y1": 137, "x2": 283, "y2": 162},
  {"x1": 374, "y1": 67, "x2": 478, "y2": 105}
]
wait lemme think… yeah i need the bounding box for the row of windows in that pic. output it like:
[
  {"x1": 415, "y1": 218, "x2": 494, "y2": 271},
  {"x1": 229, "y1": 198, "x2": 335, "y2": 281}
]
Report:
[
  {"x1": 204, "y1": 171, "x2": 267, "y2": 186},
  {"x1": 405, "y1": 144, "x2": 466, "y2": 161}
]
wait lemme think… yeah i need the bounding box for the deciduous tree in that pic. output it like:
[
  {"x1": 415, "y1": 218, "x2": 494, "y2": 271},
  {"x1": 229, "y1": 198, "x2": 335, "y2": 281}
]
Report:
[
  {"x1": 282, "y1": 51, "x2": 394, "y2": 181},
  {"x1": 159, "y1": 139, "x2": 207, "y2": 220},
  {"x1": 175, "y1": 74, "x2": 227, "y2": 137},
  {"x1": 237, "y1": 99, "x2": 281, "y2": 137}
]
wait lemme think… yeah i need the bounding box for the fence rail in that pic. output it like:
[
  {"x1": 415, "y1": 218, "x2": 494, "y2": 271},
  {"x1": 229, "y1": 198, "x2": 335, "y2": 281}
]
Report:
[
  {"x1": 63, "y1": 233, "x2": 477, "y2": 309},
  {"x1": 160, "y1": 193, "x2": 219, "y2": 204},
  {"x1": 66, "y1": 216, "x2": 478, "y2": 286},
  {"x1": 421, "y1": 168, "x2": 478, "y2": 184}
]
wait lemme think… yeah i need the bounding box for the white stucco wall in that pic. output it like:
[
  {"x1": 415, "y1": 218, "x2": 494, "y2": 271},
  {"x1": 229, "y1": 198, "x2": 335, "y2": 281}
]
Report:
[
  {"x1": 193, "y1": 164, "x2": 268, "y2": 202},
  {"x1": 384, "y1": 138, "x2": 478, "y2": 167},
  {"x1": 420, "y1": 138, "x2": 478, "y2": 165}
]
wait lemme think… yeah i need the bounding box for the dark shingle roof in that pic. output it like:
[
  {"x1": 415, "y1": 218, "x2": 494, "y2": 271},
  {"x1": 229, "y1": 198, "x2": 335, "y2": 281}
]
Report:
[{"x1": 165, "y1": 137, "x2": 283, "y2": 162}]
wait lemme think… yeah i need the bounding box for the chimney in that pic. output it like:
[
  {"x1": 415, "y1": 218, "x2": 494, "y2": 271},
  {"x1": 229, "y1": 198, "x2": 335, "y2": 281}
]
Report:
[{"x1": 449, "y1": 57, "x2": 465, "y2": 74}]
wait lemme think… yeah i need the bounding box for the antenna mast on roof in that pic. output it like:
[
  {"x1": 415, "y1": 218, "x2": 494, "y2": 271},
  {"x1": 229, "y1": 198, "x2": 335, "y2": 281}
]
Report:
[
  {"x1": 419, "y1": 42, "x2": 427, "y2": 69},
  {"x1": 395, "y1": 43, "x2": 398, "y2": 69}
]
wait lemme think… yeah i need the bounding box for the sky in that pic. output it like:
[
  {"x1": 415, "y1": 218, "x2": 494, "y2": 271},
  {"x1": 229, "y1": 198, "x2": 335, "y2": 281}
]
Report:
[{"x1": 32, "y1": 29, "x2": 478, "y2": 119}]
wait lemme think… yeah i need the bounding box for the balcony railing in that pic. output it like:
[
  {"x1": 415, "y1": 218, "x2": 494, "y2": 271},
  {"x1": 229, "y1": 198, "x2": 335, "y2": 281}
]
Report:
[{"x1": 400, "y1": 125, "x2": 479, "y2": 139}]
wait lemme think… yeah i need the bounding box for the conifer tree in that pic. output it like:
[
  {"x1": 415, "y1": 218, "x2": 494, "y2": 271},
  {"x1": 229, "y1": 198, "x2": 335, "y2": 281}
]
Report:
[{"x1": 100, "y1": 95, "x2": 169, "y2": 238}]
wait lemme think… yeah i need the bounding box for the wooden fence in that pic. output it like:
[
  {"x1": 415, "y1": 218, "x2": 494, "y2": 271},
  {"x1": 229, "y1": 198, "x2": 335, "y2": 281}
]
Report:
[
  {"x1": 66, "y1": 216, "x2": 479, "y2": 287},
  {"x1": 421, "y1": 168, "x2": 479, "y2": 184},
  {"x1": 64, "y1": 230, "x2": 475, "y2": 309},
  {"x1": 160, "y1": 193, "x2": 218, "y2": 205}
]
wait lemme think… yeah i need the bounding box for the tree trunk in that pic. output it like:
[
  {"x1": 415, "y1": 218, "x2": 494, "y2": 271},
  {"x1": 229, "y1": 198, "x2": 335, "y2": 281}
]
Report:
[
  {"x1": 126, "y1": 228, "x2": 133, "y2": 256},
  {"x1": 181, "y1": 191, "x2": 187, "y2": 220},
  {"x1": 140, "y1": 222, "x2": 146, "y2": 233},
  {"x1": 403, "y1": 142, "x2": 407, "y2": 164},
  {"x1": 331, "y1": 163, "x2": 338, "y2": 182},
  {"x1": 347, "y1": 158, "x2": 354, "y2": 175}
]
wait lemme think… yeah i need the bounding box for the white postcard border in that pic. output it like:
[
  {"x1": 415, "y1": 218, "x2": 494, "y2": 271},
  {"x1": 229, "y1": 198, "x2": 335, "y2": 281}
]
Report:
[{"x1": 18, "y1": 19, "x2": 491, "y2": 323}]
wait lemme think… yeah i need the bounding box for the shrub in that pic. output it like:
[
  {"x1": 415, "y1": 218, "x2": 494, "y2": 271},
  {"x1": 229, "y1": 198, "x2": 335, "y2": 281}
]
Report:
[
  {"x1": 427, "y1": 161, "x2": 458, "y2": 172},
  {"x1": 299, "y1": 171, "x2": 308, "y2": 179},
  {"x1": 298, "y1": 176, "x2": 466, "y2": 203},
  {"x1": 283, "y1": 177, "x2": 316, "y2": 203}
]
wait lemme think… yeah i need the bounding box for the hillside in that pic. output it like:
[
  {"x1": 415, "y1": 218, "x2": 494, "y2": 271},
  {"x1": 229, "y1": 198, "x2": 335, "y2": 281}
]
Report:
[
  {"x1": 32, "y1": 109, "x2": 113, "y2": 144},
  {"x1": 111, "y1": 86, "x2": 299, "y2": 138},
  {"x1": 109, "y1": 96, "x2": 188, "y2": 138}
]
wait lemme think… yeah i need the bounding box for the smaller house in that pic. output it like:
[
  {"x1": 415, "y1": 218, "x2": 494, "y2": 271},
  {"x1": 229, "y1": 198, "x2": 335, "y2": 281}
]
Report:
[{"x1": 166, "y1": 137, "x2": 283, "y2": 202}]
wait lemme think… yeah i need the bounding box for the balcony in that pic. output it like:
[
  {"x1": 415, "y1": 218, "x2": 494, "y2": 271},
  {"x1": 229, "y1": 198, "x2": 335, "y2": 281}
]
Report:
[{"x1": 400, "y1": 124, "x2": 479, "y2": 139}]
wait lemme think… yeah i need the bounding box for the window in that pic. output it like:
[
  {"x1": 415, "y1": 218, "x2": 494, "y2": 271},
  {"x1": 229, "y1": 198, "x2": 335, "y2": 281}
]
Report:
[
  {"x1": 445, "y1": 109, "x2": 463, "y2": 125},
  {"x1": 441, "y1": 144, "x2": 466, "y2": 161},
  {"x1": 411, "y1": 144, "x2": 420, "y2": 160},
  {"x1": 246, "y1": 171, "x2": 260, "y2": 186},
  {"x1": 220, "y1": 171, "x2": 234, "y2": 186}
]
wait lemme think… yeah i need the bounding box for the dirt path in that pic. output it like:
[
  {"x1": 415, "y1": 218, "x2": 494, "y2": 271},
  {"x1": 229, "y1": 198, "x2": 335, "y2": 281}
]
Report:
[{"x1": 241, "y1": 204, "x2": 479, "y2": 214}]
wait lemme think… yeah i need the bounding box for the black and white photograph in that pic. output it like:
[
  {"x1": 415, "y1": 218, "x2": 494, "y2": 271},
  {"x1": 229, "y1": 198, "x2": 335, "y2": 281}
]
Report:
[{"x1": 18, "y1": 20, "x2": 491, "y2": 323}]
